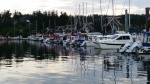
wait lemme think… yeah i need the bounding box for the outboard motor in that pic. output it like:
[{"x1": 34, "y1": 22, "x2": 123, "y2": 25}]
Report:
[
  {"x1": 118, "y1": 42, "x2": 133, "y2": 53},
  {"x1": 80, "y1": 41, "x2": 86, "y2": 47},
  {"x1": 43, "y1": 38, "x2": 50, "y2": 43},
  {"x1": 126, "y1": 41, "x2": 142, "y2": 53}
]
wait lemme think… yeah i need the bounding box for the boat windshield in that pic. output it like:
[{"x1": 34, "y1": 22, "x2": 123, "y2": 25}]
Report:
[{"x1": 111, "y1": 35, "x2": 119, "y2": 39}]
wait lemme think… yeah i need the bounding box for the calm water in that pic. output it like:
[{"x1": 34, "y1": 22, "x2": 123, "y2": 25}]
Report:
[{"x1": 0, "y1": 40, "x2": 149, "y2": 84}]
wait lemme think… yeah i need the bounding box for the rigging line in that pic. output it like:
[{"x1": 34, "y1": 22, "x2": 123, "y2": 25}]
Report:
[
  {"x1": 106, "y1": 0, "x2": 111, "y2": 15},
  {"x1": 121, "y1": 0, "x2": 127, "y2": 14}
]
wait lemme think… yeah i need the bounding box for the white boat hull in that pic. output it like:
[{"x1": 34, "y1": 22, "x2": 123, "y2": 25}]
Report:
[
  {"x1": 99, "y1": 49, "x2": 117, "y2": 54},
  {"x1": 91, "y1": 33, "x2": 133, "y2": 49},
  {"x1": 81, "y1": 41, "x2": 97, "y2": 47},
  {"x1": 98, "y1": 43, "x2": 122, "y2": 49},
  {"x1": 93, "y1": 42, "x2": 101, "y2": 48}
]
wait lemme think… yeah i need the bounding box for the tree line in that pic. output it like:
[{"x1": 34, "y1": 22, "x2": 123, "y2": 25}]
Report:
[{"x1": 0, "y1": 10, "x2": 147, "y2": 37}]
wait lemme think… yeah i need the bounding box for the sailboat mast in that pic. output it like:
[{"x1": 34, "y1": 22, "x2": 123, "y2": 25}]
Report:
[
  {"x1": 14, "y1": 20, "x2": 16, "y2": 36},
  {"x1": 74, "y1": 3, "x2": 77, "y2": 29},
  {"x1": 43, "y1": 22, "x2": 44, "y2": 33},
  {"x1": 112, "y1": 0, "x2": 115, "y2": 33},
  {"x1": 79, "y1": 4, "x2": 81, "y2": 26},
  {"x1": 49, "y1": 19, "x2": 51, "y2": 29},
  {"x1": 100, "y1": 0, "x2": 103, "y2": 32},
  {"x1": 129, "y1": 0, "x2": 131, "y2": 28},
  {"x1": 54, "y1": 20, "x2": 56, "y2": 33},
  {"x1": 92, "y1": 3, "x2": 94, "y2": 29},
  {"x1": 36, "y1": 20, "x2": 37, "y2": 34},
  {"x1": 83, "y1": 2, "x2": 84, "y2": 24},
  {"x1": 86, "y1": 2, "x2": 87, "y2": 24},
  {"x1": 112, "y1": 0, "x2": 115, "y2": 17},
  {"x1": 125, "y1": 9, "x2": 128, "y2": 32}
]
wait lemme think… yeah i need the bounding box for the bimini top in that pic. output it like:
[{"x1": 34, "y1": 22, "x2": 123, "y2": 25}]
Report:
[{"x1": 142, "y1": 32, "x2": 150, "y2": 35}]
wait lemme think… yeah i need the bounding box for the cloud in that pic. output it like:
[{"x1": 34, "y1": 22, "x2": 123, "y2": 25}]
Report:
[{"x1": 0, "y1": 0, "x2": 148, "y2": 15}]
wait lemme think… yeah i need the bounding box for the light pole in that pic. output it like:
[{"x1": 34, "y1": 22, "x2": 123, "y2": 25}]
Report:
[
  {"x1": 14, "y1": 20, "x2": 17, "y2": 37},
  {"x1": 36, "y1": 20, "x2": 37, "y2": 34},
  {"x1": 26, "y1": 20, "x2": 30, "y2": 35},
  {"x1": 19, "y1": 30, "x2": 23, "y2": 39}
]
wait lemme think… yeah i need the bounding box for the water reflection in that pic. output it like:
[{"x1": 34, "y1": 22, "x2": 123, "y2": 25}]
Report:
[
  {"x1": 26, "y1": 41, "x2": 60, "y2": 60},
  {"x1": 0, "y1": 40, "x2": 149, "y2": 84}
]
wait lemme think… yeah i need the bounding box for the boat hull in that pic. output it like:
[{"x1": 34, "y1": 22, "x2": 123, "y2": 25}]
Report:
[
  {"x1": 81, "y1": 41, "x2": 98, "y2": 47},
  {"x1": 99, "y1": 43, "x2": 122, "y2": 49}
]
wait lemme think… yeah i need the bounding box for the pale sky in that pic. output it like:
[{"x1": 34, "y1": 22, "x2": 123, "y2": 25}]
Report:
[{"x1": 0, "y1": 0, "x2": 149, "y2": 15}]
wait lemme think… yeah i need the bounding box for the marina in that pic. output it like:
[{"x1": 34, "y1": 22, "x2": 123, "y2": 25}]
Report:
[
  {"x1": 0, "y1": 0, "x2": 149, "y2": 84},
  {"x1": 0, "y1": 40, "x2": 149, "y2": 84}
]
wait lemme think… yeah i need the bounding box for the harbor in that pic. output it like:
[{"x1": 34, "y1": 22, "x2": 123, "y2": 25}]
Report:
[
  {"x1": 0, "y1": 40, "x2": 149, "y2": 84},
  {"x1": 0, "y1": 0, "x2": 150, "y2": 84}
]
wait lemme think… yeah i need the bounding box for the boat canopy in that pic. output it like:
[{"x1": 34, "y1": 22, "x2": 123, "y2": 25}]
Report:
[{"x1": 142, "y1": 32, "x2": 150, "y2": 35}]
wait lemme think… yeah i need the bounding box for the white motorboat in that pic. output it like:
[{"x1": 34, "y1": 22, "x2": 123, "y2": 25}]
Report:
[
  {"x1": 94, "y1": 33, "x2": 133, "y2": 49},
  {"x1": 80, "y1": 34, "x2": 102, "y2": 47},
  {"x1": 12, "y1": 36, "x2": 23, "y2": 40},
  {"x1": 80, "y1": 34, "x2": 113, "y2": 47},
  {"x1": 43, "y1": 37, "x2": 50, "y2": 43},
  {"x1": 66, "y1": 35, "x2": 78, "y2": 45}
]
